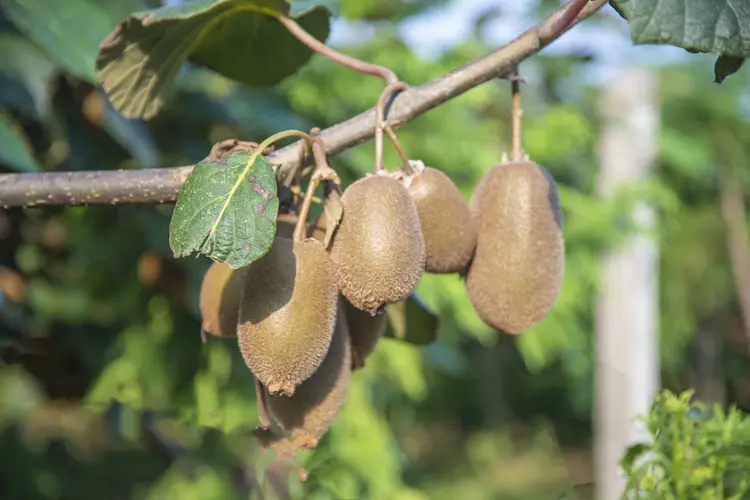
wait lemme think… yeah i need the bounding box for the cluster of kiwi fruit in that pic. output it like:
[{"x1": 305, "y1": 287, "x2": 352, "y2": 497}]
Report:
[{"x1": 197, "y1": 110, "x2": 565, "y2": 467}]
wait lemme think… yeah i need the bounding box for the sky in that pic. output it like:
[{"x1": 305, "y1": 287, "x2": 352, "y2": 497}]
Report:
[{"x1": 328, "y1": 0, "x2": 698, "y2": 85}]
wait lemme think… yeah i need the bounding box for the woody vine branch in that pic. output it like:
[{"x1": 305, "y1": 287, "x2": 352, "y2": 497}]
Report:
[{"x1": 0, "y1": 0, "x2": 607, "y2": 209}]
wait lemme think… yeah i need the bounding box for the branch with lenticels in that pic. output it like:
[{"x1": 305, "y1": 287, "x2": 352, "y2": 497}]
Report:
[{"x1": 0, "y1": 0, "x2": 607, "y2": 209}]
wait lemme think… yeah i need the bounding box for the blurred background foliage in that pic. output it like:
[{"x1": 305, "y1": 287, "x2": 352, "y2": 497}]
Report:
[{"x1": 2, "y1": 0, "x2": 750, "y2": 499}]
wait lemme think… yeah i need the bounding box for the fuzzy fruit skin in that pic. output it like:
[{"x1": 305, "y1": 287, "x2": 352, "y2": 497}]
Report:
[
  {"x1": 329, "y1": 175, "x2": 426, "y2": 314},
  {"x1": 237, "y1": 237, "x2": 338, "y2": 396},
  {"x1": 466, "y1": 160, "x2": 565, "y2": 335},
  {"x1": 199, "y1": 262, "x2": 246, "y2": 338},
  {"x1": 198, "y1": 214, "x2": 297, "y2": 339},
  {"x1": 407, "y1": 167, "x2": 477, "y2": 274},
  {"x1": 267, "y1": 305, "x2": 351, "y2": 449},
  {"x1": 343, "y1": 297, "x2": 387, "y2": 370}
]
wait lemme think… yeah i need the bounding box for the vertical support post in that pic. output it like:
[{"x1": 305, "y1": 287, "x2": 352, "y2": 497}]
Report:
[{"x1": 594, "y1": 66, "x2": 660, "y2": 499}]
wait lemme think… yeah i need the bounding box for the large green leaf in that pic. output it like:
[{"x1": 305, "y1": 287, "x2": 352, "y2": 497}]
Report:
[
  {"x1": 0, "y1": 112, "x2": 42, "y2": 172},
  {"x1": 169, "y1": 151, "x2": 280, "y2": 269},
  {"x1": 612, "y1": 0, "x2": 750, "y2": 82},
  {"x1": 0, "y1": 0, "x2": 115, "y2": 82},
  {"x1": 96, "y1": 0, "x2": 332, "y2": 119}
]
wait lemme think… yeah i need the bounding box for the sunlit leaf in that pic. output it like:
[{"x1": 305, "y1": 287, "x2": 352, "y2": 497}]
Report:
[
  {"x1": 0, "y1": 112, "x2": 41, "y2": 172},
  {"x1": 612, "y1": 0, "x2": 750, "y2": 84},
  {"x1": 169, "y1": 151, "x2": 279, "y2": 268},
  {"x1": 0, "y1": 0, "x2": 115, "y2": 82},
  {"x1": 96, "y1": 0, "x2": 332, "y2": 119}
]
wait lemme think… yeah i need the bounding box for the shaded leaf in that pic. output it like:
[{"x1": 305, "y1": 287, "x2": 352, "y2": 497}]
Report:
[
  {"x1": 95, "y1": 90, "x2": 160, "y2": 168},
  {"x1": 96, "y1": 0, "x2": 332, "y2": 119},
  {"x1": 169, "y1": 151, "x2": 280, "y2": 269},
  {"x1": 611, "y1": 0, "x2": 750, "y2": 63},
  {"x1": 0, "y1": 112, "x2": 42, "y2": 172},
  {"x1": 0, "y1": 0, "x2": 115, "y2": 82},
  {"x1": 714, "y1": 55, "x2": 745, "y2": 83},
  {"x1": 384, "y1": 293, "x2": 439, "y2": 346},
  {"x1": 0, "y1": 34, "x2": 57, "y2": 120}
]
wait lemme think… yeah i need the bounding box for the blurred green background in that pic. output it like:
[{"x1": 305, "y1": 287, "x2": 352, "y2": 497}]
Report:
[{"x1": 2, "y1": 0, "x2": 750, "y2": 498}]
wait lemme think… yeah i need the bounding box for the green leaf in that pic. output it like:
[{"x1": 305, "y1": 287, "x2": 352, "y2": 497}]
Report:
[
  {"x1": 620, "y1": 443, "x2": 651, "y2": 471},
  {"x1": 384, "y1": 293, "x2": 439, "y2": 346},
  {"x1": 169, "y1": 151, "x2": 280, "y2": 269},
  {"x1": 96, "y1": 0, "x2": 332, "y2": 119},
  {"x1": 0, "y1": 111, "x2": 42, "y2": 172},
  {"x1": 714, "y1": 55, "x2": 745, "y2": 83},
  {"x1": 0, "y1": 0, "x2": 115, "y2": 82},
  {"x1": 612, "y1": 0, "x2": 750, "y2": 62}
]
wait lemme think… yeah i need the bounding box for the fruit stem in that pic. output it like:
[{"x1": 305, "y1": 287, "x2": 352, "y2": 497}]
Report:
[
  {"x1": 510, "y1": 69, "x2": 525, "y2": 162},
  {"x1": 249, "y1": 130, "x2": 313, "y2": 175},
  {"x1": 293, "y1": 137, "x2": 341, "y2": 242},
  {"x1": 255, "y1": 379, "x2": 271, "y2": 430},
  {"x1": 382, "y1": 123, "x2": 414, "y2": 175},
  {"x1": 374, "y1": 81, "x2": 409, "y2": 173},
  {"x1": 277, "y1": 15, "x2": 398, "y2": 84}
]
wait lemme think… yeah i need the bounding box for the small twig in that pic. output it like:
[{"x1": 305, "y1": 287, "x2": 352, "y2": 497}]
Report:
[
  {"x1": 276, "y1": 15, "x2": 397, "y2": 84},
  {"x1": 538, "y1": 0, "x2": 592, "y2": 43},
  {"x1": 374, "y1": 81, "x2": 409, "y2": 172},
  {"x1": 509, "y1": 69, "x2": 524, "y2": 162},
  {"x1": 382, "y1": 123, "x2": 413, "y2": 174},
  {"x1": 247, "y1": 130, "x2": 313, "y2": 173},
  {"x1": 255, "y1": 379, "x2": 272, "y2": 430},
  {"x1": 0, "y1": 0, "x2": 607, "y2": 208},
  {"x1": 293, "y1": 138, "x2": 340, "y2": 242}
]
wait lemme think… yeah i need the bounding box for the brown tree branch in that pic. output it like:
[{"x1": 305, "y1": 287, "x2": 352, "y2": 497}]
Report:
[{"x1": 0, "y1": 0, "x2": 607, "y2": 209}]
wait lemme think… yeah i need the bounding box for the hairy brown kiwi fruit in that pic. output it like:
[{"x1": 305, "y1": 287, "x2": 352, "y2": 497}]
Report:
[
  {"x1": 198, "y1": 212, "x2": 298, "y2": 339},
  {"x1": 466, "y1": 160, "x2": 565, "y2": 334},
  {"x1": 343, "y1": 298, "x2": 387, "y2": 370},
  {"x1": 405, "y1": 162, "x2": 477, "y2": 273},
  {"x1": 329, "y1": 174, "x2": 426, "y2": 314},
  {"x1": 237, "y1": 237, "x2": 338, "y2": 396},
  {"x1": 267, "y1": 305, "x2": 351, "y2": 449}
]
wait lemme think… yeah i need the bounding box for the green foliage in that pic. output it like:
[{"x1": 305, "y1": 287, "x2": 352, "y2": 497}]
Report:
[
  {"x1": 96, "y1": 0, "x2": 333, "y2": 119},
  {"x1": 622, "y1": 390, "x2": 750, "y2": 499},
  {"x1": 0, "y1": 110, "x2": 40, "y2": 172},
  {"x1": 169, "y1": 151, "x2": 279, "y2": 268},
  {"x1": 0, "y1": 0, "x2": 117, "y2": 82},
  {"x1": 611, "y1": 0, "x2": 750, "y2": 82}
]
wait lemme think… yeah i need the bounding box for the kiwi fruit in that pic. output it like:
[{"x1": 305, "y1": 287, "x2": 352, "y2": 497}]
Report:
[
  {"x1": 198, "y1": 212, "x2": 298, "y2": 339},
  {"x1": 466, "y1": 160, "x2": 565, "y2": 335},
  {"x1": 405, "y1": 163, "x2": 477, "y2": 273},
  {"x1": 329, "y1": 174, "x2": 426, "y2": 314},
  {"x1": 237, "y1": 237, "x2": 338, "y2": 396},
  {"x1": 267, "y1": 304, "x2": 351, "y2": 449},
  {"x1": 199, "y1": 262, "x2": 247, "y2": 339},
  {"x1": 343, "y1": 298, "x2": 387, "y2": 370}
]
